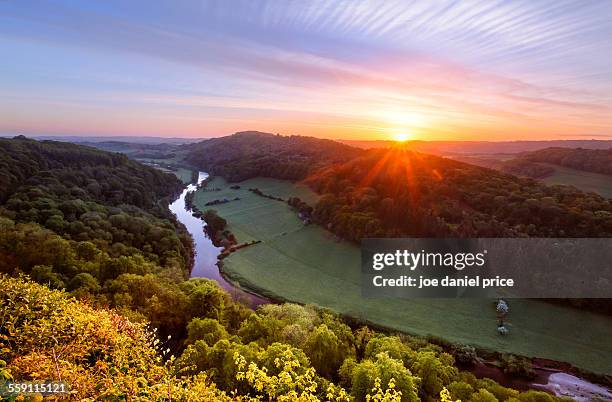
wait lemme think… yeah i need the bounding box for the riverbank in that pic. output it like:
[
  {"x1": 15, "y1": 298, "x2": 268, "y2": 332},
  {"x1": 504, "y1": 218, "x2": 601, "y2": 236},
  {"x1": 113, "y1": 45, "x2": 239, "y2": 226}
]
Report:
[{"x1": 168, "y1": 171, "x2": 266, "y2": 306}]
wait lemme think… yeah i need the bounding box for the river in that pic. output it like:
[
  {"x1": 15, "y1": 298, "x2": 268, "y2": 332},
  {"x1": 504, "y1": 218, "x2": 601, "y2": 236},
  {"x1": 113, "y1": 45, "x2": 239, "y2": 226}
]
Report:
[{"x1": 169, "y1": 171, "x2": 266, "y2": 306}]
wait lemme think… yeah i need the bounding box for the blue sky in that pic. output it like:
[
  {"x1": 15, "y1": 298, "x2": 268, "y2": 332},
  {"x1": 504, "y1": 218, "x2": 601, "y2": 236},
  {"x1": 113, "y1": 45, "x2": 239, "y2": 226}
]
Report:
[{"x1": 1, "y1": 0, "x2": 611, "y2": 140}]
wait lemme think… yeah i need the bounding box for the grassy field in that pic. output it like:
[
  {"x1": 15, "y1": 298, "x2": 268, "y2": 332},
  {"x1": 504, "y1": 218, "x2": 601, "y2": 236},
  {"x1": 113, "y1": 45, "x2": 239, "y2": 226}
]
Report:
[
  {"x1": 194, "y1": 177, "x2": 612, "y2": 375},
  {"x1": 540, "y1": 163, "x2": 612, "y2": 198},
  {"x1": 171, "y1": 167, "x2": 194, "y2": 184}
]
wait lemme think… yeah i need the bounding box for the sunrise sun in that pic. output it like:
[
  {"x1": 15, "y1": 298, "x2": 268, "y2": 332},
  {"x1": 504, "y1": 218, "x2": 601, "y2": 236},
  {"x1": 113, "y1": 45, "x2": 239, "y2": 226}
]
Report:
[{"x1": 393, "y1": 132, "x2": 411, "y2": 142}]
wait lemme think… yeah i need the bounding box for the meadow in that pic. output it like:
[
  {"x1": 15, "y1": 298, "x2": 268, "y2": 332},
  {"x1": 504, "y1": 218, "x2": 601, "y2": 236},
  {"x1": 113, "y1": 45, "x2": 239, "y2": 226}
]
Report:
[
  {"x1": 540, "y1": 163, "x2": 612, "y2": 198},
  {"x1": 194, "y1": 177, "x2": 612, "y2": 375},
  {"x1": 171, "y1": 167, "x2": 194, "y2": 184}
]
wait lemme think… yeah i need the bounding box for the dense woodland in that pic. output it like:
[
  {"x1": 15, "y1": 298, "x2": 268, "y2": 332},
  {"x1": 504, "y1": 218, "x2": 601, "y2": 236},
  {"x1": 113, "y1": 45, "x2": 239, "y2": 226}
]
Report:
[
  {"x1": 183, "y1": 131, "x2": 363, "y2": 182},
  {"x1": 0, "y1": 137, "x2": 194, "y2": 337},
  {"x1": 305, "y1": 147, "x2": 612, "y2": 240},
  {"x1": 303, "y1": 147, "x2": 612, "y2": 315},
  {"x1": 4, "y1": 276, "x2": 569, "y2": 401},
  {"x1": 448, "y1": 157, "x2": 555, "y2": 180},
  {"x1": 498, "y1": 160, "x2": 555, "y2": 179}
]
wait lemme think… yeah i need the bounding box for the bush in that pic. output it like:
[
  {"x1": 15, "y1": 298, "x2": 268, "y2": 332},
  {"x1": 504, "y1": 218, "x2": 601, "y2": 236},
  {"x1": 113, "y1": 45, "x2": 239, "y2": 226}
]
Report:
[
  {"x1": 0, "y1": 275, "x2": 226, "y2": 400},
  {"x1": 500, "y1": 354, "x2": 537, "y2": 379}
]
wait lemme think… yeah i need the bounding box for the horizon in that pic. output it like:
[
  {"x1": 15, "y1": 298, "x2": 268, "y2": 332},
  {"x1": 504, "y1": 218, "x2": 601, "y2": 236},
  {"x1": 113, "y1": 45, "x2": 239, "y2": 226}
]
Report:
[
  {"x1": 5, "y1": 130, "x2": 612, "y2": 145},
  {"x1": 2, "y1": 1, "x2": 612, "y2": 141}
]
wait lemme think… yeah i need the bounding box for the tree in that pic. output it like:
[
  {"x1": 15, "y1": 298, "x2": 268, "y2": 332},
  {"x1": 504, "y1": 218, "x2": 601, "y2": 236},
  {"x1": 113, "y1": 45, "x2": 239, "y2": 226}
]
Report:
[
  {"x1": 303, "y1": 324, "x2": 344, "y2": 378},
  {"x1": 68, "y1": 272, "x2": 101, "y2": 293},
  {"x1": 185, "y1": 317, "x2": 229, "y2": 346},
  {"x1": 447, "y1": 381, "x2": 474, "y2": 401},
  {"x1": 470, "y1": 389, "x2": 499, "y2": 402},
  {"x1": 30, "y1": 264, "x2": 65, "y2": 289},
  {"x1": 410, "y1": 351, "x2": 458, "y2": 401},
  {"x1": 365, "y1": 336, "x2": 416, "y2": 367},
  {"x1": 350, "y1": 352, "x2": 420, "y2": 402}
]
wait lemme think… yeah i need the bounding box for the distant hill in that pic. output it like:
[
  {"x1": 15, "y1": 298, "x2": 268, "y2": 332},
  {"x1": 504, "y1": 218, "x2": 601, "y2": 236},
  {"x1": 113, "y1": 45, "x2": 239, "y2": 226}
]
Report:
[
  {"x1": 182, "y1": 131, "x2": 364, "y2": 181},
  {"x1": 0, "y1": 136, "x2": 182, "y2": 206},
  {"x1": 449, "y1": 155, "x2": 555, "y2": 179},
  {"x1": 518, "y1": 147, "x2": 612, "y2": 176},
  {"x1": 341, "y1": 139, "x2": 612, "y2": 155},
  {"x1": 16, "y1": 135, "x2": 204, "y2": 145},
  {"x1": 449, "y1": 147, "x2": 612, "y2": 198},
  {"x1": 76, "y1": 140, "x2": 181, "y2": 160}
]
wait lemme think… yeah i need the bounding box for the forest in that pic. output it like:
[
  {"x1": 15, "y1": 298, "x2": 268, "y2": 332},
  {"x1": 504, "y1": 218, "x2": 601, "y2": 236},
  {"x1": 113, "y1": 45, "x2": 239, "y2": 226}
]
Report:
[
  {"x1": 304, "y1": 148, "x2": 612, "y2": 315},
  {"x1": 304, "y1": 147, "x2": 612, "y2": 240},
  {"x1": 0, "y1": 137, "x2": 577, "y2": 400},
  {"x1": 0, "y1": 136, "x2": 196, "y2": 338}
]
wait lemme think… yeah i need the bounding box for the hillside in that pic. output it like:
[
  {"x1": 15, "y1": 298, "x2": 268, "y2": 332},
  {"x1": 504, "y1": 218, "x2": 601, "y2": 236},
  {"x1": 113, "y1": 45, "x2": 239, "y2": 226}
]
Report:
[
  {"x1": 182, "y1": 131, "x2": 364, "y2": 181},
  {"x1": 76, "y1": 140, "x2": 181, "y2": 160},
  {"x1": 0, "y1": 136, "x2": 182, "y2": 207},
  {"x1": 305, "y1": 147, "x2": 612, "y2": 240},
  {"x1": 448, "y1": 148, "x2": 612, "y2": 198},
  {"x1": 0, "y1": 136, "x2": 197, "y2": 338},
  {"x1": 517, "y1": 147, "x2": 612, "y2": 176}
]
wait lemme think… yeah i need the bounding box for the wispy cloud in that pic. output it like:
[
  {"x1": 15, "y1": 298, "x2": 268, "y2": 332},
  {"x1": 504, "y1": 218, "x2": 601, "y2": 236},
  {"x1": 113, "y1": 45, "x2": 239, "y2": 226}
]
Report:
[{"x1": 0, "y1": 0, "x2": 611, "y2": 140}]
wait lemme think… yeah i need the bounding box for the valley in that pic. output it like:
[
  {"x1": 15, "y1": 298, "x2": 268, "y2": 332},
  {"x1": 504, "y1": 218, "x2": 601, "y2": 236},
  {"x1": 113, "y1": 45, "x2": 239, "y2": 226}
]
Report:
[
  {"x1": 5, "y1": 2, "x2": 612, "y2": 399},
  {"x1": 3, "y1": 134, "x2": 610, "y2": 401}
]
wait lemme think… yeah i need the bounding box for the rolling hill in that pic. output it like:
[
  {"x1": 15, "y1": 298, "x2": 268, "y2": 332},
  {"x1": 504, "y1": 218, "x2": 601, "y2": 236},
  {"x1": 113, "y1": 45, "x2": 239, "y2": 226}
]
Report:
[{"x1": 181, "y1": 131, "x2": 364, "y2": 182}]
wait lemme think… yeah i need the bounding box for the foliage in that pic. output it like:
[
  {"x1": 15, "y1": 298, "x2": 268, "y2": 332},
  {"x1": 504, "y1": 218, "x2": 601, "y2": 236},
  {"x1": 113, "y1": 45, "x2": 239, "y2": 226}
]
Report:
[
  {"x1": 305, "y1": 147, "x2": 612, "y2": 240},
  {"x1": 0, "y1": 275, "x2": 228, "y2": 400},
  {"x1": 186, "y1": 317, "x2": 230, "y2": 346},
  {"x1": 234, "y1": 347, "x2": 323, "y2": 401},
  {"x1": 348, "y1": 352, "x2": 420, "y2": 402},
  {"x1": 0, "y1": 137, "x2": 192, "y2": 275},
  {"x1": 3, "y1": 275, "x2": 577, "y2": 401},
  {"x1": 499, "y1": 354, "x2": 536, "y2": 379},
  {"x1": 411, "y1": 351, "x2": 458, "y2": 401},
  {"x1": 366, "y1": 378, "x2": 403, "y2": 402}
]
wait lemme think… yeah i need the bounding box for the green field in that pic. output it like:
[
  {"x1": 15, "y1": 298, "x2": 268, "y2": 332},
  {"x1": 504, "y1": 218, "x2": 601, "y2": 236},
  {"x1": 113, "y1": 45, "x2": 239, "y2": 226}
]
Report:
[
  {"x1": 171, "y1": 167, "x2": 194, "y2": 184},
  {"x1": 540, "y1": 163, "x2": 612, "y2": 198},
  {"x1": 194, "y1": 177, "x2": 612, "y2": 375}
]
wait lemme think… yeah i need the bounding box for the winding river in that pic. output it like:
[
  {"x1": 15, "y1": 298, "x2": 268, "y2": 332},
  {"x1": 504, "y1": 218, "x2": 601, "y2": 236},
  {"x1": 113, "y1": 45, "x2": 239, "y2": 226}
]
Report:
[{"x1": 169, "y1": 171, "x2": 266, "y2": 306}]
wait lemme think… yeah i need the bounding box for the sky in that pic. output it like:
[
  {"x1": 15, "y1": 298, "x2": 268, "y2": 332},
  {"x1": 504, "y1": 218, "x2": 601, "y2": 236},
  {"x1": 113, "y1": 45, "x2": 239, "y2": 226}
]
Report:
[{"x1": 1, "y1": 0, "x2": 612, "y2": 141}]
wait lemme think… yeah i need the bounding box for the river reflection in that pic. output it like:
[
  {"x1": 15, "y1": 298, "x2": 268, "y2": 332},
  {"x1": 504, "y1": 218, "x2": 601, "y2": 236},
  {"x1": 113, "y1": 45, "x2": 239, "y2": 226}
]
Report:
[{"x1": 169, "y1": 171, "x2": 266, "y2": 307}]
